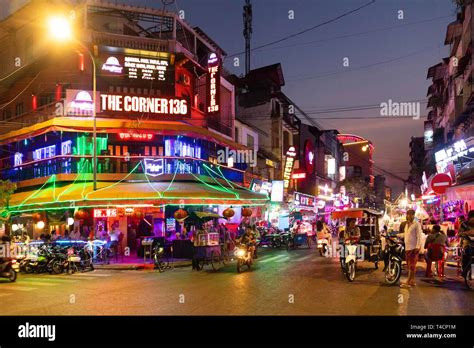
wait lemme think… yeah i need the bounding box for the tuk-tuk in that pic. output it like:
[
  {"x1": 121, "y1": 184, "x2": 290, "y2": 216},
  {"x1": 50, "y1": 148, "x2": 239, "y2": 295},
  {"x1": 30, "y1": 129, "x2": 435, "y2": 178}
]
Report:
[{"x1": 331, "y1": 208, "x2": 383, "y2": 281}]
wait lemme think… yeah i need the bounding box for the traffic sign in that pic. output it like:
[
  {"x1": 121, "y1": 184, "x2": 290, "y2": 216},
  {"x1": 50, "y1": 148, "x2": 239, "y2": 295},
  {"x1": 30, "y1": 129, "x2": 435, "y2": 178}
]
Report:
[{"x1": 430, "y1": 173, "x2": 452, "y2": 194}]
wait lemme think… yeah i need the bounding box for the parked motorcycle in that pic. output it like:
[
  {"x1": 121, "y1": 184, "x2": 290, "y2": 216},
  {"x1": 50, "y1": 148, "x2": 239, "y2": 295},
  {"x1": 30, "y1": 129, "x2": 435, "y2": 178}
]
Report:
[
  {"x1": 152, "y1": 245, "x2": 169, "y2": 272},
  {"x1": 234, "y1": 243, "x2": 254, "y2": 273},
  {"x1": 0, "y1": 258, "x2": 18, "y2": 282},
  {"x1": 382, "y1": 234, "x2": 404, "y2": 285},
  {"x1": 22, "y1": 245, "x2": 54, "y2": 274}
]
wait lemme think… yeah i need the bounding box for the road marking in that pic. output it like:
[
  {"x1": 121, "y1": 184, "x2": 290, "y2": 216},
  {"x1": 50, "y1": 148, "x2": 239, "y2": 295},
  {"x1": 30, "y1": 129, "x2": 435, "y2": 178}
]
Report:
[
  {"x1": 21, "y1": 276, "x2": 79, "y2": 283},
  {"x1": 0, "y1": 292, "x2": 12, "y2": 297},
  {"x1": 16, "y1": 281, "x2": 57, "y2": 287},
  {"x1": 259, "y1": 255, "x2": 288, "y2": 263},
  {"x1": 73, "y1": 272, "x2": 112, "y2": 277},
  {"x1": 294, "y1": 255, "x2": 313, "y2": 262},
  {"x1": 0, "y1": 285, "x2": 36, "y2": 291},
  {"x1": 275, "y1": 257, "x2": 291, "y2": 263}
]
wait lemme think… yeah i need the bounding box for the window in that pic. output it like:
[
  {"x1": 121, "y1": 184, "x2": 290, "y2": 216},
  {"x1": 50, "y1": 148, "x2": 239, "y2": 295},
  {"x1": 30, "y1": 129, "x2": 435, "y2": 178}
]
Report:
[
  {"x1": 2, "y1": 109, "x2": 11, "y2": 120},
  {"x1": 247, "y1": 134, "x2": 254, "y2": 149},
  {"x1": 235, "y1": 127, "x2": 239, "y2": 143},
  {"x1": 15, "y1": 102, "x2": 24, "y2": 116},
  {"x1": 283, "y1": 131, "x2": 289, "y2": 151}
]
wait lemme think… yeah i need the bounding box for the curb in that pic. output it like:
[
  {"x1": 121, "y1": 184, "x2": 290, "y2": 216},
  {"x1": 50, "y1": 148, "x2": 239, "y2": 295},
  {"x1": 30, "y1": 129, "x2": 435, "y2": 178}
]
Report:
[{"x1": 94, "y1": 261, "x2": 193, "y2": 271}]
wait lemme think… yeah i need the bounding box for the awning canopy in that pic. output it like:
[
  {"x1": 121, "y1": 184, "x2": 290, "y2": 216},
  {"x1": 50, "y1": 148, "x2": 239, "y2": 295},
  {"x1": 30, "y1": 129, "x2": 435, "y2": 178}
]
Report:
[
  {"x1": 8, "y1": 180, "x2": 269, "y2": 213},
  {"x1": 445, "y1": 183, "x2": 474, "y2": 201},
  {"x1": 331, "y1": 208, "x2": 382, "y2": 220}
]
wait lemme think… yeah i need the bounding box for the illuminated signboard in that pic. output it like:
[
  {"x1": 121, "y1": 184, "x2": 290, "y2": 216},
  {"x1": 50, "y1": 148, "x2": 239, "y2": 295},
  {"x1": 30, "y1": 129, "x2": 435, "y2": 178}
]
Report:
[
  {"x1": 65, "y1": 90, "x2": 100, "y2": 116},
  {"x1": 283, "y1": 146, "x2": 297, "y2": 189},
  {"x1": 144, "y1": 158, "x2": 164, "y2": 177},
  {"x1": 118, "y1": 132, "x2": 154, "y2": 141},
  {"x1": 294, "y1": 192, "x2": 316, "y2": 208},
  {"x1": 33, "y1": 145, "x2": 56, "y2": 161},
  {"x1": 14, "y1": 152, "x2": 23, "y2": 166},
  {"x1": 435, "y1": 138, "x2": 474, "y2": 175},
  {"x1": 93, "y1": 208, "x2": 117, "y2": 218},
  {"x1": 304, "y1": 140, "x2": 314, "y2": 174},
  {"x1": 102, "y1": 56, "x2": 123, "y2": 74},
  {"x1": 292, "y1": 172, "x2": 306, "y2": 179},
  {"x1": 260, "y1": 181, "x2": 272, "y2": 194},
  {"x1": 100, "y1": 94, "x2": 189, "y2": 117},
  {"x1": 424, "y1": 121, "x2": 434, "y2": 150},
  {"x1": 271, "y1": 181, "x2": 284, "y2": 202},
  {"x1": 207, "y1": 53, "x2": 220, "y2": 115},
  {"x1": 100, "y1": 49, "x2": 173, "y2": 82}
]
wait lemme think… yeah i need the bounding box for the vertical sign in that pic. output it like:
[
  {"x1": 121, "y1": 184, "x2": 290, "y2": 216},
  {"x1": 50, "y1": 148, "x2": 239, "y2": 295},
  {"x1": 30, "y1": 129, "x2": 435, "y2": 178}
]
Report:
[
  {"x1": 207, "y1": 53, "x2": 220, "y2": 115},
  {"x1": 283, "y1": 146, "x2": 297, "y2": 189}
]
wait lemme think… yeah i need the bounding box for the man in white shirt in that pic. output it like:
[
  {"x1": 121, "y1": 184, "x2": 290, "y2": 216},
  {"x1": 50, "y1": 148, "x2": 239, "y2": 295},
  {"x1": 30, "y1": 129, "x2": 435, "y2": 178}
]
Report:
[{"x1": 398, "y1": 209, "x2": 423, "y2": 288}]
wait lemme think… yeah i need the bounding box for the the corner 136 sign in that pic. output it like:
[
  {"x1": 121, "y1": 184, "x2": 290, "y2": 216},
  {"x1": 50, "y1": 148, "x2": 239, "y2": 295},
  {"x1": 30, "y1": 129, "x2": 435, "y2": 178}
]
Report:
[{"x1": 207, "y1": 53, "x2": 220, "y2": 114}]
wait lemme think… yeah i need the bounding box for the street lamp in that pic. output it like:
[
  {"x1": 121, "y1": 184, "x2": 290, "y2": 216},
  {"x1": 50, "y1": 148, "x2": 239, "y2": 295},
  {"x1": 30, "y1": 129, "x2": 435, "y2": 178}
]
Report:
[{"x1": 47, "y1": 16, "x2": 98, "y2": 191}]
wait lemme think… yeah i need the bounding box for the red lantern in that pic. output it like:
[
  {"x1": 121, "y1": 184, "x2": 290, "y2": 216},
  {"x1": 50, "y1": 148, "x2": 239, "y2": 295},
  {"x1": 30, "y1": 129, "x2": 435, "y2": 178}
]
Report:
[
  {"x1": 223, "y1": 208, "x2": 235, "y2": 219},
  {"x1": 74, "y1": 210, "x2": 88, "y2": 220},
  {"x1": 241, "y1": 208, "x2": 253, "y2": 217},
  {"x1": 32, "y1": 213, "x2": 42, "y2": 222},
  {"x1": 173, "y1": 209, "x2": 188, "y2": 220}
]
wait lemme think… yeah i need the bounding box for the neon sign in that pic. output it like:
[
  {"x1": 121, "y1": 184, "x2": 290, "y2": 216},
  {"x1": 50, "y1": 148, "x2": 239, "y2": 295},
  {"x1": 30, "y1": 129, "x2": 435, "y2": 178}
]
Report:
[
  {"x1": 14, "y1": 152, "x2": 23, "y2": 166},
  {"x1": 283, "y1": 146, "x2": 297, "y2": 188},
  {"x1": 207, "y1": 53, "x2": 220, "y2": 114},
  {"x1": 294, "y1": 192, "x2": 316, "y2": 208},
  {"x1": 33, "y1": 145, "x2": 56, "y2": 161},
  {"x1": 100, "y1": 94, "x2": 189, "y2": 117},
  {"x1": 144, "y1": 158, "x2": 164, "y2": 177},
  {"x1": 65, "y1": 90, "x2": 98, "y2": 116},
  {"x1": 119, "y1": 133, "x2": 154, "y2": 141},
  {"x1": 93, "y1": 208, "x2": 117, "y2": 218},
  {"x1": 292, "y1": 172, "x2": 306, "y2": 179},
  {"x1": 102, "y1": 56, "x2": 123, "y2": 74}
]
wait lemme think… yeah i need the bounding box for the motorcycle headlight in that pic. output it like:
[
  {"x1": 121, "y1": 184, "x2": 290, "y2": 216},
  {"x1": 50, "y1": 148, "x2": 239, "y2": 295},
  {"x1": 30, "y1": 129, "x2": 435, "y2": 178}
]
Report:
[{"x1": 235, "y1": 249, "x2": 246, "y2": 257}]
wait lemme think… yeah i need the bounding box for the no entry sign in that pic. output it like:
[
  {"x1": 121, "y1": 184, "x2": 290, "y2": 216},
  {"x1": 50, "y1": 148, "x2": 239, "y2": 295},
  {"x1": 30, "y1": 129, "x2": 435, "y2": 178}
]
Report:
[{"x1": 431, "y1": 173, "x2": 452, "y2": 194}]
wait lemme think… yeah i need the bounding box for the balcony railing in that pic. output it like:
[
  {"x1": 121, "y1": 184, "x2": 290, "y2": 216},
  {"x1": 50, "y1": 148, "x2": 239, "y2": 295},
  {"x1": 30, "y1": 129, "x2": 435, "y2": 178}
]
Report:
[{"x1": 1, "y1": 155, "x2": 245, "y2": 186}]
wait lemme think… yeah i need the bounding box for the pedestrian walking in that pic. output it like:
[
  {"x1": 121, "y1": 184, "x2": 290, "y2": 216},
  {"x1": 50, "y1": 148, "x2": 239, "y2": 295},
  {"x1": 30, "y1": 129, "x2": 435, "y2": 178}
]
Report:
[{"x1": 398, "y1": 209, "x2": 423, "y2": 288}]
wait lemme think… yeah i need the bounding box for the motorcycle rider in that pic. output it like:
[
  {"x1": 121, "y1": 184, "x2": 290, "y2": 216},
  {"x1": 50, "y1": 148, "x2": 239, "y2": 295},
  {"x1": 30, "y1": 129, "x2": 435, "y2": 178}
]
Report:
[
  {"x1": 236, "y1": 227, "x2": 256, "y2": 259},
  {"x1": 316, "y1": 221, "x2": 332, "y2": 254},
  {"x1": 343, "y1": 218, "x2": 361, "y2": 241}
]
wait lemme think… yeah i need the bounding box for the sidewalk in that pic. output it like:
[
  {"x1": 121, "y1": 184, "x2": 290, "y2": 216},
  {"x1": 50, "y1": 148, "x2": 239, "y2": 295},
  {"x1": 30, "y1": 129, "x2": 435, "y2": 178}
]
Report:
[{"x1": 93, "y1": 255, "x2": 193, "y2": 270}]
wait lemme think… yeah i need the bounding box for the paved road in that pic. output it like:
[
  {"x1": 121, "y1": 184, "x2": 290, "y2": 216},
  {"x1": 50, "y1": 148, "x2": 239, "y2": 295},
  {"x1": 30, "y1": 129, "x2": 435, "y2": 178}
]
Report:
[{"x1": 0, "y1": 247, "x2": 472, "y2": 315}]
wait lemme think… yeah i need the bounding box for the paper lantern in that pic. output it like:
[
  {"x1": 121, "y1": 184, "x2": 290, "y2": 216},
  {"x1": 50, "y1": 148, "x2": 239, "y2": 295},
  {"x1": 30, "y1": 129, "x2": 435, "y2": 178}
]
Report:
[
  {"x1": 32, "y1": 213, "x2": 42, "y2": 222},
  {"x1": 223, "y1": 208, "x2": 235, "y2": 219},
  {"x1": 74, "y1": 209, "x2": 88, "y2": 220},
  {"x1": 241, "y1": 208, "x2": 253, "y2": 217},
  {"x1": 173, "y1": 209, "x2": 188, "y2": 220}
]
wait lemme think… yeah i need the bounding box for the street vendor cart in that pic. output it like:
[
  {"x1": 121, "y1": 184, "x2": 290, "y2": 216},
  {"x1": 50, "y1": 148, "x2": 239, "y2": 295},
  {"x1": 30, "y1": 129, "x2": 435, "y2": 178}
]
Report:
[{"x1": 193, "y1": 232, "x2": 226, "y2": 271}]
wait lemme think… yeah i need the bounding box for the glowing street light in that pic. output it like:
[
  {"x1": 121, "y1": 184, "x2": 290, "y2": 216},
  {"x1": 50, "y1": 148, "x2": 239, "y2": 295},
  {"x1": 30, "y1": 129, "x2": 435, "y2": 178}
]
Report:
[
  {"x1": 47, "y1": 16, "x2": 72, "y2": 41},
  {"x1": 47, "y1": 16, "x2": 98, "y2": 191}
]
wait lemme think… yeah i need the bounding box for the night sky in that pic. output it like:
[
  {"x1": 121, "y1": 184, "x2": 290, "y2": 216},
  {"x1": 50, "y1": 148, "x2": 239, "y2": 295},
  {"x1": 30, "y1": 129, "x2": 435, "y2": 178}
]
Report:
[{"x1": 147, "y1": 0, "x2": 454, "y2": 195}]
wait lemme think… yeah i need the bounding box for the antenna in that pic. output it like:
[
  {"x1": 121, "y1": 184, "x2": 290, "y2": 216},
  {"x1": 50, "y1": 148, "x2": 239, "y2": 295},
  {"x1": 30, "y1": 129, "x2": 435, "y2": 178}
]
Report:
[{"x1": 243, "y1": 0, "x2": 252, "y2": 75}]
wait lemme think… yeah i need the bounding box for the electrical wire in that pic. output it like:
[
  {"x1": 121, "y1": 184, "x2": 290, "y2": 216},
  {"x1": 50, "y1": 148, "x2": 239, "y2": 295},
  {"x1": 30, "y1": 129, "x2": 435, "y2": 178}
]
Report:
[{"x1": 225, "y1": 0, "x2": 376, "y2": 59}]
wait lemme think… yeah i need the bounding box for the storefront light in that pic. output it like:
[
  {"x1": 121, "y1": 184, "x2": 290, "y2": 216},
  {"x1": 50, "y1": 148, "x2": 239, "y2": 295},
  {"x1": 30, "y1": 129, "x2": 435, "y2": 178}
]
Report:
[
  {"x1": 11, "y1": 224, "x2": 19, "y2": 232},
  {"x1": 37, "y1": 221, "x2": 45, "y2": 229},
  {"x1": 67, "y1": 217, "x2": 74, "y2": 225}
]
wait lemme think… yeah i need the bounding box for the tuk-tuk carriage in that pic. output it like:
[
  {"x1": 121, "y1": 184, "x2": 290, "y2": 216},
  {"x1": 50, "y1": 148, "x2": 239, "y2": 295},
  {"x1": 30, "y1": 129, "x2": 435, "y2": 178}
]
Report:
[{"x1": 331, "y1": 208, "x2": 383, "y2": 281}]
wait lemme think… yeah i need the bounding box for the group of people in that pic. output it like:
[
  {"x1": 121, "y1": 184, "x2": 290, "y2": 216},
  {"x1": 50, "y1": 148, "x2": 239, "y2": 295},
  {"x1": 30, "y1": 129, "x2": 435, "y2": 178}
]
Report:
[{"x1": 397, "y1": 209, "x2": 474, "y2": 288}]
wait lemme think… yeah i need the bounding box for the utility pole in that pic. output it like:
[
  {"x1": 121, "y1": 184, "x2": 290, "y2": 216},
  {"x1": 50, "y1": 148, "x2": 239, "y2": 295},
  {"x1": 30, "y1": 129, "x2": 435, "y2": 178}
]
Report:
[{"x1": 243, "y1": 0, "x2": 252, "y2": 75}]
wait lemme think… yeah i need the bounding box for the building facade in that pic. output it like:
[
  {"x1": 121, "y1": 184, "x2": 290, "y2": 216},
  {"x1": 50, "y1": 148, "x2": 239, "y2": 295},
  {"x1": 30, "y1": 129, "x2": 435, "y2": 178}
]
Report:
[{"x1": 0, "y1": 0, "x2": 267, "y2": 240}]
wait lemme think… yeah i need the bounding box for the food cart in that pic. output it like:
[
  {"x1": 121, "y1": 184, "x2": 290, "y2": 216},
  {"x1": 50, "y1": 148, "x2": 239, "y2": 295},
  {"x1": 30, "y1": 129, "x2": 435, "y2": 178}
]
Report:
[{"x1": 193, "y1": 232, "x2": 225, "y2": 271}]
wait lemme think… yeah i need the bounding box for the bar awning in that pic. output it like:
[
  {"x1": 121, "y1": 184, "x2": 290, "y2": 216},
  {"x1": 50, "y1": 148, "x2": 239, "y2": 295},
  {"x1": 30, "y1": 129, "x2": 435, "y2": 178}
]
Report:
[
  {"x1": 445, "y1": 183, "x2": 474, "y2": 201},
  {"x1": 8, "y1": 180, "x2": 269, "y2": 213}
]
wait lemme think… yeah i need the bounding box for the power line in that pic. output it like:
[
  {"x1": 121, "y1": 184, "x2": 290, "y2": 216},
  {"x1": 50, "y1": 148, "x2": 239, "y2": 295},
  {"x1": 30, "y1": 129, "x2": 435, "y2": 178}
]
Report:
[
  {"x1": 225, "y1": 0, "x2": 376, "y2": 59},
  {"x1": 247, "y1": 15, "x2": 452, "y2": 56},
  {"x1": 286, "y1": 45, "x2": 441, "y2": 82}
]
